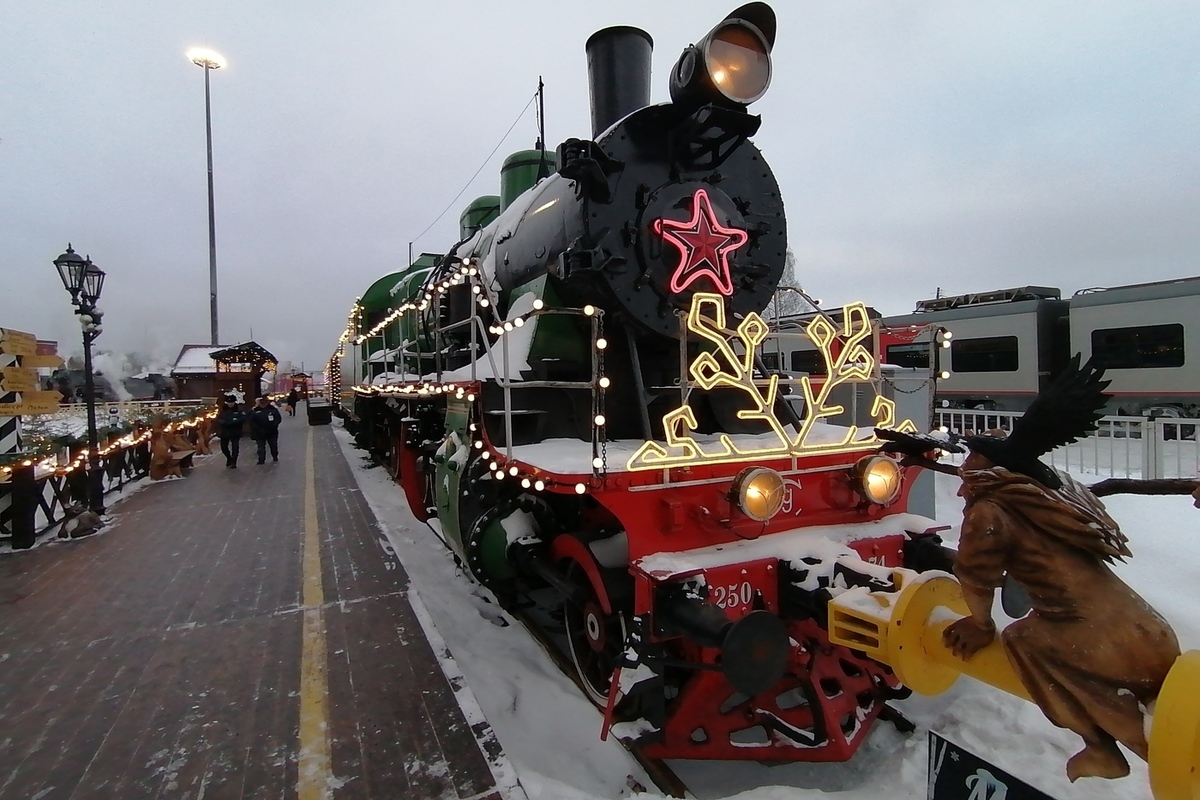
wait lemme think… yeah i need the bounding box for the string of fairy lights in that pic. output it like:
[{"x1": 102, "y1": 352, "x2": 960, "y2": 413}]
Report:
[
  {"x1": 0, "y1": 407, "x2": 217, "y2": 480},
  {"x1": 333, "y1": 255, "x2": 612, "y2": 493},
  {"x1": 328, "y1": 256, "x2": 959, "y2": 492}
]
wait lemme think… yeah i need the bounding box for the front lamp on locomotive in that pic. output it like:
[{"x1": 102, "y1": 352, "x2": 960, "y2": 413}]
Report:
[{"x1": 669, "y1": 1, "x2": 775, "y2": 107}]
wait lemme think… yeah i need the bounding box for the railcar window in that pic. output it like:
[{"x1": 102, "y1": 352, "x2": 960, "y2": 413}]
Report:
[
  {"x1": 950, "y1": 336, "x2": 1019, "y2": 372},
  {"x1": 885, "y1": 343, "x2": 930, "y2": 369},
  {"x1": 790, "y1": 350, "x2": 827, "y2": 375},
  {"x1": 761, "y1": 352, "x2": 780, "y2": 370},
  {"x1": 1091, "y1": 324, "x2": 1185, "y2": 369}
]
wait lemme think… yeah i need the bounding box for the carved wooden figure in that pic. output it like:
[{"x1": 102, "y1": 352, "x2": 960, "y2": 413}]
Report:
[
  {"x1": 880, "y1": 356, "x2": 1186, "y2": 782},
  {"x1": 948, "y1": 455, "x2": 1180, "y2": 781},
  {"x1": 193, "y1": 415, "x2": 213, "y2": 455},
  {"x1": 148, "y1": 418, "x2": 195, "y2": 481},
  {"x1": 149, "y1": 428, "x2": 182, "y2": 481}
]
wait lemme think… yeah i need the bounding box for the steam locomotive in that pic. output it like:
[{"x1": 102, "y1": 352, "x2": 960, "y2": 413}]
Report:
[{"x1": 329, "y1": 3, "x2": 952, "y2": 763}]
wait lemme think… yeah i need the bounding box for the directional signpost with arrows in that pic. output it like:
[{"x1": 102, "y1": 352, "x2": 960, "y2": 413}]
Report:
[
  {"x1": 1, "y1": 328, "x2": 42, "y2": 541},
  {"x1": 0, "y1": 329, "x2": 61, "y2": 417}
]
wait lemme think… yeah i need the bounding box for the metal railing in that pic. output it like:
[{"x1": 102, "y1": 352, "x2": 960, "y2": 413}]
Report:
[
  {"x1": 432, "y1": 308, "x2": 604, "y2": 468},
  {"x1": 934, "y1": 410, "x2": 1200, "y2": 479},
  {"x1": 368, "y1": 266, "x2": 606, "y2": 471},
  {"x1": 2, "y1": 417, "x2": 211, "y2": 546},
  {"x1": 1, "y1": 439, "x2": 151, "y2": 545}
]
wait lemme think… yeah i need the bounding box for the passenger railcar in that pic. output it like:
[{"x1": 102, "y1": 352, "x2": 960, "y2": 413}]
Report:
[
  {"x1": 861, "y1": 278, "x2": 1200, "y2": 415},
  {"x1": 1069, "y1": 278, "x2": 1200, "y2": 416},
  {"x1": 879, "y1": 286, "x2": 1068, "y2": 413}
]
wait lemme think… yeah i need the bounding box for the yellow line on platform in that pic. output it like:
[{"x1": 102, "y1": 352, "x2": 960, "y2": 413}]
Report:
[{"x1": 299, "y1": 428, "x2": 332, "y2": 800}]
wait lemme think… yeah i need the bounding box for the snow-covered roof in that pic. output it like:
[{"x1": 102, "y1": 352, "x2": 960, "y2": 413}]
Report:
[
  {"x1": 210, "y1": 341, "x2": 277, "y2": 367},
  {"x1": 171, "y1": 345, "x2": 227, "y2": 374}
]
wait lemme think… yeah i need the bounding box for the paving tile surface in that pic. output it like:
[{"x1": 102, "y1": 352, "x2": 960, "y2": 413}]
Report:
[{"x1": 0, "y1": 415, "x2": 501, "y2": 799}]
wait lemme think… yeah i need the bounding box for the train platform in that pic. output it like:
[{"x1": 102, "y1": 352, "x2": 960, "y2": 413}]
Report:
[{"x1": 0, "y1": 412, "x2": 524, "y2": 800}]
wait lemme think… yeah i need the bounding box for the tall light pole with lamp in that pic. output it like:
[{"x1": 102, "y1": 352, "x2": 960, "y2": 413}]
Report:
[
  {"x1": 187, "y1": 47, "x2": 226, "y2": 346},
  {"x1": 53, "y1": 244, "x2": 107, "y2": 515}
]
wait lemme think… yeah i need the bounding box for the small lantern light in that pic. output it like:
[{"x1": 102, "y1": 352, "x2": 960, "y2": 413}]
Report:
[
  {"x1": 80, "y1": 259, "x2": 106, "y2": 305},
  {"x1": 53, "y1": 244, "x2": 88, "y2": 304}
]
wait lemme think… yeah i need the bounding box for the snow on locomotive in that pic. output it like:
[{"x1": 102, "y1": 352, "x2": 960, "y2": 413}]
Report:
[{"x1": 328, "y1": 3, "x2": 951, "y2": 762}]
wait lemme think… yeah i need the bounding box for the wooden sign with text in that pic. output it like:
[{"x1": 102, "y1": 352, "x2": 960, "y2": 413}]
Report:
[
  {"x1": 1, "y1": 366, "x2": 39, "y2": 393},
  {"x1": 0, "y1": 328, "x2": 38, "y2": 357},
  {"x1": 0, "y1": 390, "x2": 62, "y2": 416},
  {"x1": 19, "y1": 353, "x2": 65, "y2": 369},
  {"x1": 0, "y1": 400, "x2": 59, "y2": 416}
]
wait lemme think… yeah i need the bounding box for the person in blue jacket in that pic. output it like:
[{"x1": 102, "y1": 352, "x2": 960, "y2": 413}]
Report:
[
  {"x1": 216, "y1": 394, "x2": 247, "y2": 468},
  {"x1": 248, "y1": 394, "x2": 283, "y2": 464}
]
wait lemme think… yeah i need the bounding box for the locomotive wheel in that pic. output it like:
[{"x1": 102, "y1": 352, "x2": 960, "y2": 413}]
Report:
[{"x1": 564, "y1": 561, "x2": 628, "y2": 707}]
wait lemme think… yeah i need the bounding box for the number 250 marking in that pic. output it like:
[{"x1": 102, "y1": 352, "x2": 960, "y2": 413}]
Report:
[{"x1": 711, "y1": 581, "x2": 754, "y2": 610}]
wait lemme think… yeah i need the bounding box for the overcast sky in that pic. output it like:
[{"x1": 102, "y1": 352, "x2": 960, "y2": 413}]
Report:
[{"x1": 3, "y1": 1, "x2": 1198, "y2": 374}]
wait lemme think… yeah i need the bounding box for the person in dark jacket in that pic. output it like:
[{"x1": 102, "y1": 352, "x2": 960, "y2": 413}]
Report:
[
  {"x1": 216, "y1": 394, "x2": 247, "y2": 468},
  {"x1": 249, "y1": 395, "x2": 283, "y2": 464},
  {"x1": 285, "y1": 388, "x2": 300, "y2": 416}
]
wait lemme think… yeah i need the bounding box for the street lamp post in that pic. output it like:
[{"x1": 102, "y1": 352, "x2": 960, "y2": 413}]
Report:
[
  {"x1": 53, "y1": 244, "x2": 107, "y2": 515},
  {"x1": 187, "y1": 47, "x2": 226, "y2": 346}
]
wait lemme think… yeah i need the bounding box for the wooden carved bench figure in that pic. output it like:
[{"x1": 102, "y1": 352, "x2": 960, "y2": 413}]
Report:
[{"x1": 149, "y1": 417, "x2": 195, "y2": 480}]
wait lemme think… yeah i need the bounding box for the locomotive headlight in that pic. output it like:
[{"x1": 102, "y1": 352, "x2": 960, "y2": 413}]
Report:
[
  {"x1": 856, "y1": 456, "x2": 903, "y2": 505},
  {"x1": 732, "y1": 467, "x2": 785, "y2": 522},
  {"x1": 670, "y1": 3, "x2": 776, "y2": 109},
  {"x1": 704, "y1": 22, "x2": 772, "y2": 104}
]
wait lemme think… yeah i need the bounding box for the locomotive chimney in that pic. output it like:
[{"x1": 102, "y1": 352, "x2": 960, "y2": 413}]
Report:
[{"x1": 585, "y1": 26, "x2": 653, "y2": 138}]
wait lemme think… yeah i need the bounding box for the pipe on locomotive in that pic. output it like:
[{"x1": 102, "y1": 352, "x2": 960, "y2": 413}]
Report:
[
  {"x1": 585, "y1": 2, "x2": 777, "y2": 138},
  {"x1": 585, "y1": 26, "x2": 653, "y2": 139},
  {"x1": 586, "y1": 3, "x2": 776, "y2": 137}
]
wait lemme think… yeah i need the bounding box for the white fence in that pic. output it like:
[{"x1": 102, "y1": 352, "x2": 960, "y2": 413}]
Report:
[{"x1": 934, "y1": 410, "x2": 1200, "y2": 480}]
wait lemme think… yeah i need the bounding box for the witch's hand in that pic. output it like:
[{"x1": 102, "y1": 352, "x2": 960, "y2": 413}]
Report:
[{"x1": 943, "y1": 617, "x2": 996, "y2": 661}]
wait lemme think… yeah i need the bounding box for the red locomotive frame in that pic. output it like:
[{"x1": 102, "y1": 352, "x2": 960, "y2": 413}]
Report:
[{"x1": 375, "y1": 380, "x2": 943, "y2": 761}]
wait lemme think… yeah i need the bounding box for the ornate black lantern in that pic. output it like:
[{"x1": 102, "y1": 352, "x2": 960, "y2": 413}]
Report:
[
  {"x1": 53, "y1": 244, "x2": 88, "y2": 305},
  {"x1": 80, "y1": 260, "x2": 106, "y2": 306}
]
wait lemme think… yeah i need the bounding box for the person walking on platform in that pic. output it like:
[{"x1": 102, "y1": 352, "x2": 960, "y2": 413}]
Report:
[
  {"x1": 285, "y1": 387, "x2": 300, "y2": 417},
  {"x1": 249, "y1": 394, "x2": 283, "y2": 464},
  {"x1": 216, "y1": 394, "x2": 247, "y2": 468}
]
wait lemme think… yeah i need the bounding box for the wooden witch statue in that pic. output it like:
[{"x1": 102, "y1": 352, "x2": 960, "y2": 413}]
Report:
[{"x1": 882, "y1": 356, "x2": 1180, "y2": 782}]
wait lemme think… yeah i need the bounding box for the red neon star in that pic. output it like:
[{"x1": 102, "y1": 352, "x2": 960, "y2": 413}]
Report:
[{"x1": 653, "y1": 188, "x2": 749, "y2": 296}]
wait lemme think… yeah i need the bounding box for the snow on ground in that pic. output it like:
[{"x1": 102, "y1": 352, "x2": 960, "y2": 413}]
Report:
[
  {"x1": 21, "y1": 412, "x2": 90, "y2": 441},
  {"x1": 336, "y1": 425, "x2": 1198, "y2": 800},
  {"x1": 341, "y1": 429, "x2": 650, "y2": 799}
]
